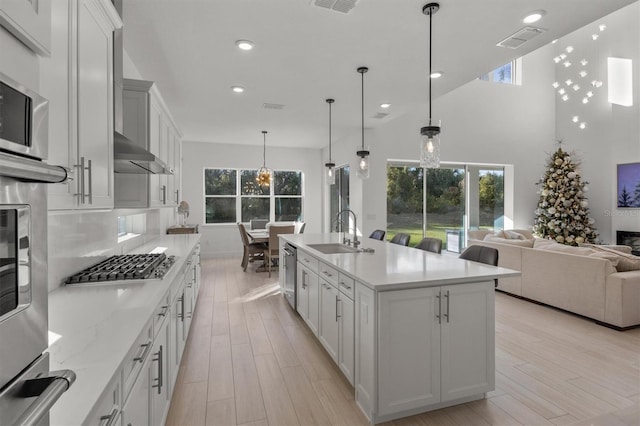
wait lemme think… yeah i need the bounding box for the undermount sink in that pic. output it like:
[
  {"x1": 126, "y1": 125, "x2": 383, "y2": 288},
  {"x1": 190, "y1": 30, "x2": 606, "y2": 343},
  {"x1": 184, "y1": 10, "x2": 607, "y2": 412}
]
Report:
[{"x1": 308, "y1": 243, "x2": 361, "y2": 254}]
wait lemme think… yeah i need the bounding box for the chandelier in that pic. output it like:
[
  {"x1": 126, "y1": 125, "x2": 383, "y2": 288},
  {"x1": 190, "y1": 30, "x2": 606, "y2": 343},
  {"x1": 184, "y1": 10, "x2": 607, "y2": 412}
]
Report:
[{"x1": 257, "y1": 130, "x2": 271, "y2": 187}]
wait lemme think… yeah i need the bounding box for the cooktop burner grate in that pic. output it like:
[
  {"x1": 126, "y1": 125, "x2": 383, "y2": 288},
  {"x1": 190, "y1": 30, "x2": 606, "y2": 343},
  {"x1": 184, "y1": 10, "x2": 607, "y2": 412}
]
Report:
[{"x1": 65, "y1": 253, "x2": 176, "y2": 285}]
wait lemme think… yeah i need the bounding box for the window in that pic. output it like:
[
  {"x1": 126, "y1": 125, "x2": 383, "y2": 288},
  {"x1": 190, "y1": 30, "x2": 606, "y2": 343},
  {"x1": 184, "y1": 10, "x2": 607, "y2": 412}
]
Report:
[
  {"x1": 205, "y1": 169, "x2": 237, "y2": 224},
  {"x1": 479, "y1": 58, "x2": 522, "y2": 85},
  {"x1": 204, "y1": 168, "x2": 303, "y2": 224},
  {"x1": 117, "y1": 213, "x2": 147, "y2": 243}
]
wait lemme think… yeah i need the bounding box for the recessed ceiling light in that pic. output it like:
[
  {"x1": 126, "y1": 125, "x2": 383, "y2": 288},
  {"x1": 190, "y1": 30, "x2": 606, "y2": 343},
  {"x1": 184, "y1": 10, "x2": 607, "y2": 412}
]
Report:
[
  {"x1": 380, "y1": 103, "x2": 391, "y2": 108},
  {"x1": 235, "y1": 40, "x2": 254, "y2": 51},
  {"x1": 430, "y1": 71, "x2": 443, "y2": 79},
  {"x1": 231, "y1": 86, "x2": 244, "y2": 93},
  {"x1": 566, "y1": 46, "x2": 574, "y2": 53},
  {"x1": 599, "y1": 24, "x2": 607, "y2": 32},
  {"x1": 522, "y1": 10, "x2": 545, "y2": 24}
]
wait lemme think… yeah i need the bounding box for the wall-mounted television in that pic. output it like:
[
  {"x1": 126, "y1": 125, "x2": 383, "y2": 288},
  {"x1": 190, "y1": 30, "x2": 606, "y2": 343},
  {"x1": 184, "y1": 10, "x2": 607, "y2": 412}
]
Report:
[{"x1": 617, "y1": 162, "x2": 640, "y2": 208}]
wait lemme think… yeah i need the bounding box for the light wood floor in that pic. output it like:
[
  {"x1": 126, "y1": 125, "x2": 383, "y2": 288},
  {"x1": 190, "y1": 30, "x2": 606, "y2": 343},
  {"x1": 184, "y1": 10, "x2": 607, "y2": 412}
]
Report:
[{"x1": 166, "y1": 257, "x2": 640, "y2": 426}]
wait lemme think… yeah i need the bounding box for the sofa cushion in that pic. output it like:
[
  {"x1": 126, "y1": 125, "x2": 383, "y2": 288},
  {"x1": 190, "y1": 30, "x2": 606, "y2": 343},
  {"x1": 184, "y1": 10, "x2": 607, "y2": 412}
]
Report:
[
  {"x1": 587, "y1": 252, "x2": 620, "y2": 269},
  {"x1": 533, "y1": 238, "x2": 560, "y2": 249},
  {"x1": 483, "y1": 235, "x2": 534, "y2": 247},
  {"x1": 580, "y1": 243, "x2": 633, "y2": 254},
  {"x1": 586, "y1": 245, "x2": 640, "y2": 272},
  {"x1": 533, "y1": 242, "x2": 597, "y2": 256}
]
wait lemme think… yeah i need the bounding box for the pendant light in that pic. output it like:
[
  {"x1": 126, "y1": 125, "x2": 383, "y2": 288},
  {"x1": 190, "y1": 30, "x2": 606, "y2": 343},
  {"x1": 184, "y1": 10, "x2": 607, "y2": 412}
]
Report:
[
  {"x1": 325, "y1": 98, "x2": 336, "y2": 185},
  {"x1": 356, "y1": 66, "x2": 370, "y2": 179},
  {"x1": 420, "y1": 3, "x2": 441, "y2": 169},
  {"x1": 257, "y1": 130, "x2": 272, "y2": 187}
]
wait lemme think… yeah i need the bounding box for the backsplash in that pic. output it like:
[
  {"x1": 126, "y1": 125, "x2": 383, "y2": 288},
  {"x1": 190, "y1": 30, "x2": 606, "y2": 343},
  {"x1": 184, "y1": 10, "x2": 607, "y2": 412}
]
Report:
[{"x1": 47, "y1": 208, "x2": 176, "y2": 292}]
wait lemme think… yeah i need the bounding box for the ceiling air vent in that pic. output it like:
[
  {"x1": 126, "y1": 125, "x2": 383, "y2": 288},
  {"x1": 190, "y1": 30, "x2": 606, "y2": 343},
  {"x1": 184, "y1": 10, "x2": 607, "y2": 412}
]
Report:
[
  {"x1": 372, "y1": 112, "x2": 389, "y2": 119},
  {"x1": 311, "y1": 0, "x2": 358, "y2": 14},
  {"x1": 262, "y1": 103, "x2": 285, "y2": 110},
  {"x1": 497, "y1": 26, "x2": 546, "y2": 49}
]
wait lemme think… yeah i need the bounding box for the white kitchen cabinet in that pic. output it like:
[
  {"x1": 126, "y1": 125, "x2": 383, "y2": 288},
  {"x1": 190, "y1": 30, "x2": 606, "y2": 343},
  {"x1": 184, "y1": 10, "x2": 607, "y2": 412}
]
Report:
[
  {"x1": 373, "y1": 281, "x2": 495, "y2": 420},
  {"x1": 115, "y1": 78, "x2": 181, "y2": 208},
  {"x1": 84, "y1": 375, "x2": 120, "y2": 426},
  {"x1": 355, "y1": 282, "x2": 375, "y2": 418},
  {"x1": 121, "y1": 356, "x2": 150, "y2": 426},
  {"x1": 44, "y1": 0, "x2": 121, "y2": 210},
  {"x1": 296, "y1": 263, "x2": 319, "y2": 336},
  {"x1": 319, "y1": 279, "x2": 340, "y2": 361},
  {"x1": 338, "y1": 294, "x2": 355, "y2": 384},
  {"x1": 150, "y1": 316, "x2": 170, "y2": 426}
]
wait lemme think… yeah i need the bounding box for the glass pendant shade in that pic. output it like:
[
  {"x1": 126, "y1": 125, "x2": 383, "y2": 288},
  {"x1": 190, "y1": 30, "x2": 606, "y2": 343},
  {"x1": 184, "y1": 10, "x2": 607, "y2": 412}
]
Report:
[
  {"x1": 420, "y1": 121, "x2": 441, "y2": 168},
  {"x1": 356, "y1": 147, "x2": 370, "y2": 179},
  {"x1": 325, "y1": 162, "x2": 336, "y2": 185}
]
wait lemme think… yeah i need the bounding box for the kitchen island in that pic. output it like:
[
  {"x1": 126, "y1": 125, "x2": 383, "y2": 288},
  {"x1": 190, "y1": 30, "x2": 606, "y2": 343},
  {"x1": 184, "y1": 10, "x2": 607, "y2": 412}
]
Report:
[{"x1": 280, "y1": 233, "x2": 520, "y2": 424}]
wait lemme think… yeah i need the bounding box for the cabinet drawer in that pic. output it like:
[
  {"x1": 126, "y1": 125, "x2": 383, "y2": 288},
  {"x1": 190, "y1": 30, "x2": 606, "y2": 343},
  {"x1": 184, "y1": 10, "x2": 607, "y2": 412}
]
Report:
[
  {"x1": 319, "y1": 263, "x2": 339, "y2": 286},
  {"x1": 122, "y1": 320, "x2": 153, "y2": 401},
  {"x1": 338, "y1": 273, "x2": 355, "y2": 300},
  {"x1": 298, "y1": 251, "x2": 318, "y2": 273},
  {"x1": 86, "y1": 375, "x2": 120, "y2": 426},
  {"x1": 153, "y1": 292, "x2": 171, "y2": 338}
]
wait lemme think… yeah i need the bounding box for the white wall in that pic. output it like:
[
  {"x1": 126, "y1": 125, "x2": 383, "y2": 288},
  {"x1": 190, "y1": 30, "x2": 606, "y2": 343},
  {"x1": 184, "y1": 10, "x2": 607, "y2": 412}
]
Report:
[
  {"x1": 553, "y1": 2, "x2": 640, "y2": 243},
  {"x1": 181, "y1": 141, "x2": 322, "y2": 258},
  {"x1": 323, "y1": 44, "x2": 556, "y2": 238}
]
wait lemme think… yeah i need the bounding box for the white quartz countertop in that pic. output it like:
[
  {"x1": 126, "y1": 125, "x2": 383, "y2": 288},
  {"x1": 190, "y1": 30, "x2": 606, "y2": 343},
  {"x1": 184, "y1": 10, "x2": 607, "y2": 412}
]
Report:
[
  {"x1": 281, "y1": 233, "x2": 520, "y2": 291},
  {"x1": 47, "y1": 234, "x2": 200, "y2": 426}
]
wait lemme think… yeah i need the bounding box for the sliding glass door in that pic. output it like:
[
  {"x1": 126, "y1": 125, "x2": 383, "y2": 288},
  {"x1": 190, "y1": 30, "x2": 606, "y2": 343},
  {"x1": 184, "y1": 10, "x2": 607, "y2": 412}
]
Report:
[
  {"x1": 387, "y1": 162, "x2": 505, "y2": 249},
  {"x1": 330, "y1": 166, "x2": 350, "y2": 232}
]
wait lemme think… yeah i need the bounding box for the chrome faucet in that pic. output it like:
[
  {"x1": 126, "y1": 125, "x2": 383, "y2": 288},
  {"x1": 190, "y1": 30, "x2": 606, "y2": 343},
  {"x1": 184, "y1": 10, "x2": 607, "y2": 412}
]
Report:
[{"x1": 336, "y1": 209, "x2": 360, "y2": 248}]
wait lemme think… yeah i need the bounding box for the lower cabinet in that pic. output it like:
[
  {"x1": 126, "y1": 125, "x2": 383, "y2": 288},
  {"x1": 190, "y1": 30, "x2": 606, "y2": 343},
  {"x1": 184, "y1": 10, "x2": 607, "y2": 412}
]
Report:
[
  {"x1": 319, "y1": 278, "x2": 354, "y2": 385},
  {"x1": 88, "y1": 243, "x2": 201, "y2": 426},
  {"x1": 296, "y1": 263, "x2": 319, "y2": 336},
  {"x1": 358, "y1": 281, "x2": 495, "y2": 422}
]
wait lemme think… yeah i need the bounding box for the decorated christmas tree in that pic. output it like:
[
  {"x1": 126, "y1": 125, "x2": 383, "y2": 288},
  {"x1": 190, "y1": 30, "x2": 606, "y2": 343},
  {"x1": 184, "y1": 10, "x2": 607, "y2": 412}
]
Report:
[{"x1": 532, "y1": 145, "x2": 598, "y2": 246}]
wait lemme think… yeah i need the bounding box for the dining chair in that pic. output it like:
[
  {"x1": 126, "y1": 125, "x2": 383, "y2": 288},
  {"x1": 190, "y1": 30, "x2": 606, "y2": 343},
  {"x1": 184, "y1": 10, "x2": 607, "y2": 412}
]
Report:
[
  {"x1": 459, "y1": 245, "x2": 499, "y2": 287},
  {"x1": 390, "y1": 233, "x2": 411, "y2": 246},
  {"x1": 237, "y1": 223, "x2": 267, "y2": 271},
  {"x1": 369, "y1": 229, "x2": 386, "y2": 240},
  {"x1": 415, "y1": 237, "x2": 442, "y2": 254},
  {"x1": 250, "y1": 218, "x2": 268, "y2": 230},
  {"x1": 264, "y1": 224, "x2": 295, "y2": 277}
]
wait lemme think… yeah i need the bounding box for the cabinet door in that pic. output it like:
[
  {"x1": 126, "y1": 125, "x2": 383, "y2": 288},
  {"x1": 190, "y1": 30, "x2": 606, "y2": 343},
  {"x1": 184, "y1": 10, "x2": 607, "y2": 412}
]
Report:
[
  {"x1": 150, "y1": 318, "x2": 170, "y2": 426},
  {"x1": 377, "y1": 287, "x2": 441, "y2": 417},
  {"x1": 339, "y1": 295, "x2": 355, "y2": 385},
  {"x1": 76, "y1": 0, "x2": 114, "y2": 209},
  {"x1": 306, "y1": 270, "x2": 320, "y2": 336},
  {"x1": 440, "y1": 281, "x2": 494, "y2": 402},
  {"x1": 296, "y1": 264, "x2": 309, "y2": 320},
  {"x1": 355, "y1": 283, "x2": 375, "y2": 419},
  {"x1": 319, "y1": 281, "x2": 340, "y2": 361},
  {"x1": 148, "y1": 98, "x2": 163, "y2": 207},
  {"x1": 121, "y1": 358, "x2": 150, "y2": 426},
  {"x1": 173, "y1": 133, "x2": 181, "y2": 204},
  {"x1": 174, "y1": 286, "x2": 186, "y2": 369}
]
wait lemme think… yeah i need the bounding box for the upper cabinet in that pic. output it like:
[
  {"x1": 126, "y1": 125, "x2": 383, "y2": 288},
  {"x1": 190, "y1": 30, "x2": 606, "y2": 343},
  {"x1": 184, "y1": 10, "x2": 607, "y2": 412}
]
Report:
[
  {"x1": 0, "y1": 0, "x2": 52, "y2": 56},
  {"x1": 115, "y1": 78, "x2": 181, "y2": 209},
  {"x1": 42, "y1": 0, "x2": 121, "y2": 210}
]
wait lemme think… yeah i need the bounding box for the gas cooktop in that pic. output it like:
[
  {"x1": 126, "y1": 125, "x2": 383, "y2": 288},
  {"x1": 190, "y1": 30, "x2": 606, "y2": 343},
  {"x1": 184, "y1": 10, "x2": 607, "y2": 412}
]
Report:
[{"x1": 65, "y1": 253, "x2": 176, "y2": 285}]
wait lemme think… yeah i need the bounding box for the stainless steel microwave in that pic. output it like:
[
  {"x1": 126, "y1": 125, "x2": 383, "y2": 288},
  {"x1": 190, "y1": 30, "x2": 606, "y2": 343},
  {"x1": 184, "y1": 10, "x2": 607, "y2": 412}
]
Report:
[{"x1": 0, "y1": 70, "x2": 49, "y2": 160}]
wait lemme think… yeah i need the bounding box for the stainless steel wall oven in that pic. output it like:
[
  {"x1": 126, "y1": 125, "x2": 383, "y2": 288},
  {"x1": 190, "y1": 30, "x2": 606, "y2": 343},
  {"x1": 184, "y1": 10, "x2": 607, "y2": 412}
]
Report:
[{"x1": 0, "y1": 70, "x2": 74, "y2": 426}]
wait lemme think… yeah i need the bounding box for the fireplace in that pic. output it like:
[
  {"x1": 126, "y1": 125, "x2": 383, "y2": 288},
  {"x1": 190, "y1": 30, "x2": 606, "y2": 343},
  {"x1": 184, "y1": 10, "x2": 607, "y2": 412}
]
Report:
[{"x1": 616, "y1": 231, "x2": 640, "y2": 256}]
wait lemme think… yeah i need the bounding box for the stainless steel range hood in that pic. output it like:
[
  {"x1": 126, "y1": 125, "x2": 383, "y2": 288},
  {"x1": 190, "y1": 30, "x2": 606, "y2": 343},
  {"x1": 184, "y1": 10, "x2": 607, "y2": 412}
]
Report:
[
  {"x1": 114, "y1": 132, "x2": 172, "y2": 174},
  {"x1": 112, "y1": 0, "x2": 172, "y2": 175}
]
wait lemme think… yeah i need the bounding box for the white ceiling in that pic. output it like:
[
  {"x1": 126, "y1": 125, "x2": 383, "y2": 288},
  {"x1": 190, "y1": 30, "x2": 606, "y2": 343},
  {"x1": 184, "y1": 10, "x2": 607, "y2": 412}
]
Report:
[{"x1": 122, "y1": 0, "x2": 636, "y2": 149}]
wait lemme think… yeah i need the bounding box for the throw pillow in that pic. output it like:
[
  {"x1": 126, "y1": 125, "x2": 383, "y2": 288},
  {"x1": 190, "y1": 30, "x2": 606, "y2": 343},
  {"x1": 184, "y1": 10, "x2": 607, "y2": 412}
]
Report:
[
  {"x1": 533, "y1": 238, "x2": 558, "y2": 249},
  {"x1": 588, "y1": 251, "x2": 620, "y2": 269},
  {"x1": 504, "y1": 230, "x2": 526, "y2": 240},
  {"x1": 580, "y1": 243, "x2": 633, "y2": 254}
]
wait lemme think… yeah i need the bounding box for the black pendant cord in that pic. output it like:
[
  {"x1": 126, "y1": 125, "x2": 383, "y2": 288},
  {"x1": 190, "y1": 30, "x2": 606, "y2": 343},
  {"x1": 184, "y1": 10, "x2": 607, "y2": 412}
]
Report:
[
  {"x1": 329, "y1": 101, "x2": 332, "y2": 161},
  {"x1": 361, "y1": 70, "x2": 365, "y2": 150},
  {"x1": 262, "y1": 131, "x2": 267, "y2": 168},
  {"x1": 428, "y1": 8, "x2": 433, "y2": 125}
]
